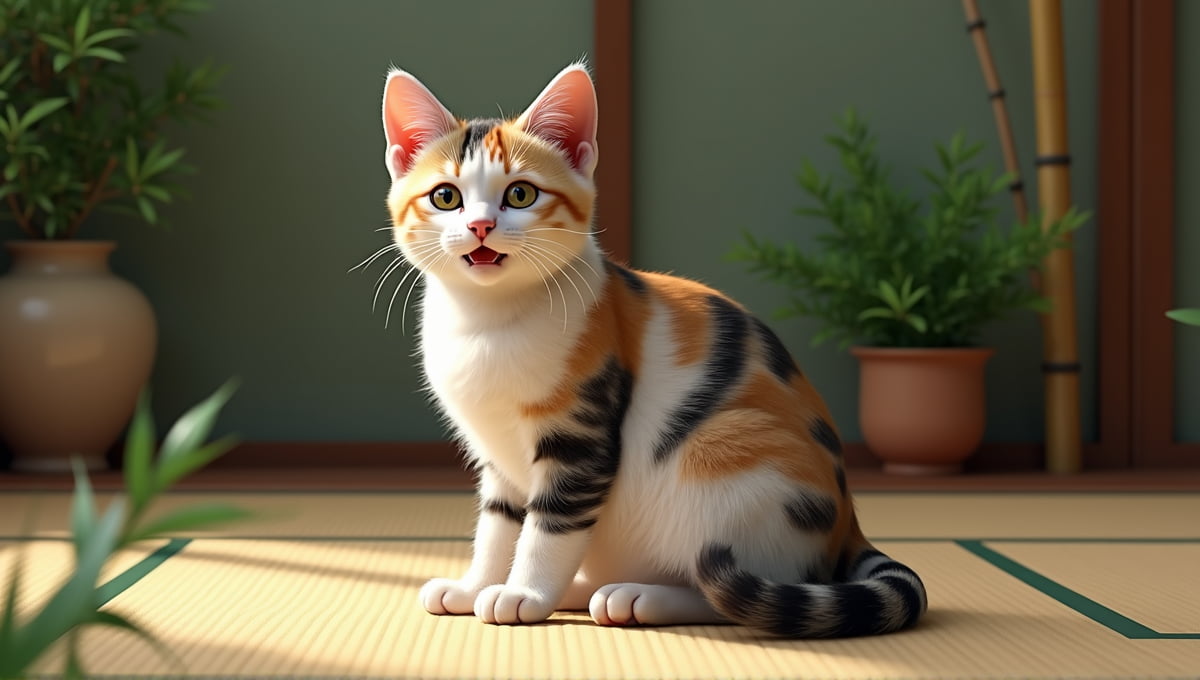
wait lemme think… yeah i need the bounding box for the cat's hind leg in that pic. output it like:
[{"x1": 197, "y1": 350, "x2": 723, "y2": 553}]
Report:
[{"x1": 589, "y1": 583, "x2": 727, "y2": 626}]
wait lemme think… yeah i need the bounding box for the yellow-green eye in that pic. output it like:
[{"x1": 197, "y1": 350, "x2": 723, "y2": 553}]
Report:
[
  {"x1": 429, "y1": 184, "x2": 462, "y2": 211},
  {"x1": 504, "y1": 181, "x2": 538, "y2": 209}
]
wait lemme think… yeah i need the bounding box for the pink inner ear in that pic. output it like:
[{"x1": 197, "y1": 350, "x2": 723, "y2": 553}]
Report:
[
  {"x1": 518, "y1": 67, "x2": 599, "y2": 172},
  {"x1": 382, "y1": 71, "x2": 457, "y2": 178}
]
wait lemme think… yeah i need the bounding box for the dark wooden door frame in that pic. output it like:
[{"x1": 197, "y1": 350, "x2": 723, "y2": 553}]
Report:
[
  {"x1": 593, "y1": 0, "x2": 633, "y2": 264},
  {"x1": 1099, "y1": 0, "x2": 1195, "y2": 467}
]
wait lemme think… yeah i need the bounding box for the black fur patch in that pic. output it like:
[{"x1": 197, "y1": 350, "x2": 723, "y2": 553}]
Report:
[
  {"x1": 879, "y1": 574, "x2": 925, "y2": 627},
  {"x1": 533, "y1": 432, "x2": 598, "y2": 464},
  {"x1": 695, "y1": 543, "x2": 764, "y2": 618},
  {"x1": 528, "y1": 358, "x2": 632, "y2": 535},
  {"x1": 459, "y1": 118, "x2": 501, "y2": 161},
  {"x1": 784, "y1": 491, "x2": 838, "y2": 533},
  {"x1": 831, "y1": 583, "x2": 886, "y2": 637},
  {"x1": 605, "y1": 260, "x2": 647, "y2": 296},
  {"x1": 482, "y1": 499, "x2": 526, "y2": 524},
  {"x1": 752, "y1": 317, "x2": 800, "y2": 381},
  {"x1": 765, "y1": 583, "x2": 813, "y2": 636},
  {"x1": 653, "y1": 296, "x2": 749, "y2": 463},
  {"x1": 810, "y1": 417, "x2": 843, "y2": 456},
  {"x1": 836, "y1": 464, "x2": 848, "y2": 497}
]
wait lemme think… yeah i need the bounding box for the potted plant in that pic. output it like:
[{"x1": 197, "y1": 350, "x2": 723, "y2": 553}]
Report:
[
  {"x1": 0, "y1": 0, "x2": 223, "y2": 472},
  {"x1": 732, "y1": 111, "x2": 1085, "y2": 474}
]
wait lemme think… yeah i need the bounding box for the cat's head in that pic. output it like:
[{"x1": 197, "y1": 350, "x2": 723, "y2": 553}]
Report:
[{"x1": 381, "y1": 63, "x2": 598, "y2": 291}]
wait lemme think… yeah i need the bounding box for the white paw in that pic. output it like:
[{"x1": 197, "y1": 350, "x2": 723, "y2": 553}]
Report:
[
  {"x1": 420, "y1": 578, "x2": 484, "y2": 615},
  {"x1": 589, "y1": 583, "x2": 723, "y2": 626},
  {"x1": 474, "y1": 584, "x2": 555, "y2": 624},
  {"x1": 589, "y1": 583, "x2": 648, "y2": 626}
]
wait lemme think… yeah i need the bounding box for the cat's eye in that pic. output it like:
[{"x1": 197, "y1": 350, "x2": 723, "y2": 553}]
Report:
[
  {"x1": 503, "y1": 181, "x2": 538, "y2": 209},
  {"x1": 429, "y1": 184, "x2": 462, "y2": 211}
]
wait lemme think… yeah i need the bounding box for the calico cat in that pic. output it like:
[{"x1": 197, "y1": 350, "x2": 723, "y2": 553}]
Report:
[{"x1": 379, "y1": 62, "x2": 926, "y2": 637}]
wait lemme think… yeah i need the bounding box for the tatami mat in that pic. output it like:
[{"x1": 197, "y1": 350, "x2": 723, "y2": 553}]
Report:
[{"x1": 2, "y1": 491, "x2": 1198, "y2": 679}]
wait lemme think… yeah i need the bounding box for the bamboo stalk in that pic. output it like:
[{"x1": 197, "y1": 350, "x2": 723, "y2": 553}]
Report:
[
  {"x1": 962, "y1": 0, "x2": 1030, "y2": 225},
  {"x1": 1029, "y1": 0, "x2": 1082, "y2": 474}
]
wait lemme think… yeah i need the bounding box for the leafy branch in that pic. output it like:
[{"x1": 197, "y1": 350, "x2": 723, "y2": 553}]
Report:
[
  {"x1": 0, "y1": 380, "x2": 251, "y2": 679},
  {"x1": 730, "y1": 110, "x2": 1088, "y2": 348},
  {"x1": 0, "y1": 0, "x2": 225, "y2": 239}
]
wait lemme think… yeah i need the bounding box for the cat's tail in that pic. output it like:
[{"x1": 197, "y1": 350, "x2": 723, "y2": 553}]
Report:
[{"x1": 694, "y1": 541, "x2": 927, "y2": 638}]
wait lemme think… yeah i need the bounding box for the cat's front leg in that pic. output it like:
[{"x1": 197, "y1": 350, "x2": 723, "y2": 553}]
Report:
[
  {"x1": 420, "y1": 464, "x2": 523, "y2": 615},
  {"x1": 475, "y1": 446, "x2": 618, "y2": 624}
]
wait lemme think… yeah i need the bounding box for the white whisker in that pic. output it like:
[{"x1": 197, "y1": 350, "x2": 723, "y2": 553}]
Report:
[
  {"x1": 518, "y1": 251, "x2": 558, "y2": 317},
  {"x1": 525, "y1": 227, "x2": 606, "y2": 236},
  {"x1": 524, "y1": 236, "x2": 602, "y2": 279},
  {"x1": 523, "y1": 242, "x2": 594, "y2": 321},
  {"x1": 349, "y1": 243, "x2": 399, "y2": 273}
]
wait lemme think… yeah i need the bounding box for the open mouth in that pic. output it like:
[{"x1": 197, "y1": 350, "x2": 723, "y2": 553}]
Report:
[{"x1": 464, "y1": 246, "x2": 508, "y2": 266}]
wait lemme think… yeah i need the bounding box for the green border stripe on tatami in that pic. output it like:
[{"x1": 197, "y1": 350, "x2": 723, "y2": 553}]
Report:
[
  {"x1": 96, "y1": 538, "x2": 191, "y2": 606},
  {"x1": 957, "y1": 540, "x2": 1200, "y2": 640}
]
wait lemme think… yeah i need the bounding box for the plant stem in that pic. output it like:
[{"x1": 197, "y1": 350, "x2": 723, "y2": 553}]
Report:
[
  {"x1": 5, "y1": 193, "x2": 38, "y2": 238},
  {"x1": 67, "y1": 156, "x2": 120, "y2": 239}
]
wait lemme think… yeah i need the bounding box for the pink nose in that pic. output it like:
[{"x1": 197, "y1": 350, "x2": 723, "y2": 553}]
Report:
[{"x1": 468, "y1": 219, "x2": 495, "y2": 241}]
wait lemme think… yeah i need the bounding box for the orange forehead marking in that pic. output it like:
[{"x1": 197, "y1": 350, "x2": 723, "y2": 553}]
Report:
[{"x1": 484, "y1": 128, "x2": 511, "y2": 173}]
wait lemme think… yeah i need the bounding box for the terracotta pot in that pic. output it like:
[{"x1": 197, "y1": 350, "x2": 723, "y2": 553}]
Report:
[
  {"x1": 850, "y1": 346, "x2": 994, "y2": 475},
  {"x1": 0, "y1": 241, "x2": 156, "y2": 472}
]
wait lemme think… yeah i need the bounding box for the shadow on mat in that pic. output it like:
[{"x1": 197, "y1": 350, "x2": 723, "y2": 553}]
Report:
[{"x1": 169, "y1": 541, "x2": 467, "y2": 589}]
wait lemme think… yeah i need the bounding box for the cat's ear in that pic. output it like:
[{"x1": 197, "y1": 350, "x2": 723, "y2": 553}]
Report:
[
  {"x1": 516, "y1": 63, "x2": 598, "y2": 176},
  {"x1": 382, "y1": 68, "x2": 459, "y2": 181}
]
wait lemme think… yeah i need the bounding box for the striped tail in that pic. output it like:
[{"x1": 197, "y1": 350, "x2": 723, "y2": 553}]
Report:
[{"x1": 694, "y1": 542, "x2": 927, "y2": 638}]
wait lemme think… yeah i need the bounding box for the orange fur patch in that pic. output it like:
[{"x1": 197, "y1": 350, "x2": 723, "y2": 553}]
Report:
[
  {"x1": 640, "y1": 273, "x2": 726, "y2": 367},
  {"x1": 520, "y1": 271, "x2": 649, "y2": 419},
  {"x1": 483, "y1": 127, "x2": 511, "y2": 173}
]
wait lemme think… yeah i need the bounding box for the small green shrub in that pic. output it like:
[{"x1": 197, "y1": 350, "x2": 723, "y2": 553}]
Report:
[
  {"x1": 730, "y1": 110, "x2": 1088, "y2": 348},
  {"x1": 0, "y1": 380, "x2": 250, "y2": 679},
  {"x1": 0, "y1": 0, "x2": 224, "y2": 238}
]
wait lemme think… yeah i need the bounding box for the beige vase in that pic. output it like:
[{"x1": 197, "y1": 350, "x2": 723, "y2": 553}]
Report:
[
  {"x1": 0, "y1": 241, "x2": 156, "y2": 472},
  {"x1": 850, "y1": 346, "x2": 995, "y2": 475}
]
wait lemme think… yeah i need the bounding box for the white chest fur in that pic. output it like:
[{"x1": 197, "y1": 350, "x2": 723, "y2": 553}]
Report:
[{"x1": 418, "y1": 259, "x2": 605, "y2": 492}]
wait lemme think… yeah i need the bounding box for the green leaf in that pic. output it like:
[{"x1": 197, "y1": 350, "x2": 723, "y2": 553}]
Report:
[
  {"x1": 124, "y1": 137, "x2": 140, "y2": 182},
  {"x1": 142, "y1": 147, "x2": 185, "y2": 180},
  {"x1": 7, "y1": 496, "x2": 125, "y2": 675},
  {"x1": 4, "y1": 160, "x2": 18, "y2": 181},
  {"x1": 124, "y1": 390, "x2": 156, "y2": 512},
  {"x1": 907, "y1": 315, "x2": 929, "y2": 333},
  {"x1": 857, "y1": 307, "x2": 896, "y2": 322},
  {"x1": 1166, "y1": 308, "x2": 1200, "y2": 326},
  {"x1": 81, "y1": 27, "x2": 135, "y2": 49},
  {"x1": 73, "y1": 5, "x2": 91, "y2": 50},
  {"x1": 126, "y1": 503, "x2": 254, "y2": 544},
  {"x1": 155, "y1": 435, "x2": 239, "y2": 491},
  {"x1": 18, "y1": 97, "x2": 68, "y2": 130},
  {"x1": 877, "y1": 279, "x2": 903, "y2": 311},
  {"x1": 136, "y1": 196, "x2": 157, "y2": 223},
  {"x1": 53, "y1": 52, "x2": 72, "y2": 73},
  {"x1": 159, "y1": 379, "x2": 239, "y2": 465},
  {"x1": 37, "y1": 34, "x2": 73, "y2": 52},
  {"x1": 70, "y1": 458, "x2": 96, "y2": 558},
  {"x1": 140, "y1": 185, "x2": 172, "y2": 202},
  {"x1": 0, "y1": 57, "x2": 19, "y2": 85},
  {"x1": 82, "y1": 47, "x2": 125, "y2": 63}
]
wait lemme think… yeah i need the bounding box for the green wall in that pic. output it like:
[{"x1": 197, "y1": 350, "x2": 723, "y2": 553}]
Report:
[
  {"x1": 1, "y1": 1, "x2": 594, "y2": 441},
  {"x1": 631, "y1": 0, "x2": 1098, "y2": 443},
  {"x1": 24, "y1": 0, "x2": 1195, "y2": 447},
  {"x1": 1177, "y1": 1, "x2": 1200, "y2": 442}
]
